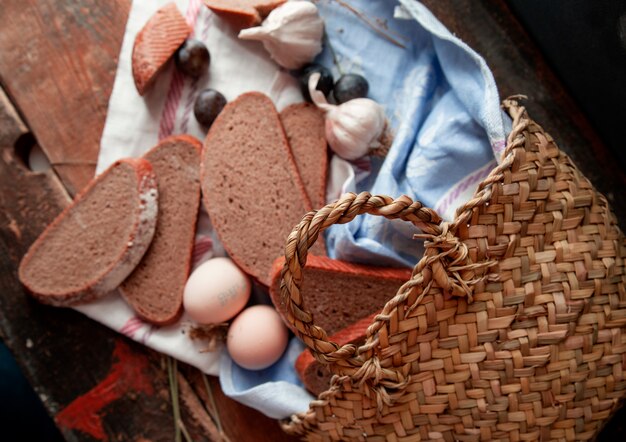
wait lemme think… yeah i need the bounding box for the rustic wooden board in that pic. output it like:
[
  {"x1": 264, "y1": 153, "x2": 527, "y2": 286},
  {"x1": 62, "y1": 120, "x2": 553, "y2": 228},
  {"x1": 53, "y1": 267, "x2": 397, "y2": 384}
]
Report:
[
  {"x1": 180, "y1": 365, "x2": 300, "y2": 442},
  {"x1": 0, "y1": 0, "x2": 131, "y2": 196},
  {"x1": 0, "y1": 0, "x2": 623, "y2": 440}
]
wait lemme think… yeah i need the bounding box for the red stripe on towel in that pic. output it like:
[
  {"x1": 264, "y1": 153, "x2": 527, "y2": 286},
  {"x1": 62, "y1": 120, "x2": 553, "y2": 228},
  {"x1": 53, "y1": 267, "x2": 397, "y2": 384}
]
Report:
[{"x1": 157, "y1": 0, "x2": 204, "y2": 140}]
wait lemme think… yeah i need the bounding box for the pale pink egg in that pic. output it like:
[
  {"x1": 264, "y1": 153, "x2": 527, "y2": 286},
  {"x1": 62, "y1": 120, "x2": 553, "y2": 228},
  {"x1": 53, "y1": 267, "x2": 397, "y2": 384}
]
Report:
[
  {"x1": 227, "y1": 305, "x2": 288, "y2": 370},
  {"x1": 183, "y1": 257, "x2": 251, "y2": 324}
]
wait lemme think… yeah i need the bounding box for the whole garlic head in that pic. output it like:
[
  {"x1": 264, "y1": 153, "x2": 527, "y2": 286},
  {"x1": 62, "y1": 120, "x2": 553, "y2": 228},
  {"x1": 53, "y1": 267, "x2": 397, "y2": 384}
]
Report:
[
  {"x1": 309, "y1": 73, "x2": 390, "y2": 161},
  {"x1": 238, "y1": 1, "x2": 324, "y2": 70}
]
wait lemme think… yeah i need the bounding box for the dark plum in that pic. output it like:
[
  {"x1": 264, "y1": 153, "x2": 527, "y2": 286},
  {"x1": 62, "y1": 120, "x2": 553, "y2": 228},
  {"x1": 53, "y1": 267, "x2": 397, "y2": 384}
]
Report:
[
  {"x1": 333, "y1": 74, "x2": 369, "y2": 103},
  {"x1": 194, "y1": 89, "x2": 226, "y2": 128},
  {"x1": 175, "y1": 39, "x2": 210, "y2": 79}
]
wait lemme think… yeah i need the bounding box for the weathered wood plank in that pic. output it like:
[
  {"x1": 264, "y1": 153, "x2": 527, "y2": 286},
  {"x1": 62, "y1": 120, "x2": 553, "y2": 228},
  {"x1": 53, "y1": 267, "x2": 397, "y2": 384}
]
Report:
[
  {"x1": 1, "y1": 1, "x2": 623, "y2": 441},
  {"x1": 0, "y1": 0, "x2": 131, "y2": 196},
  {"x1": 181, "y1": 364, "x2": 301, "y2": 442}
]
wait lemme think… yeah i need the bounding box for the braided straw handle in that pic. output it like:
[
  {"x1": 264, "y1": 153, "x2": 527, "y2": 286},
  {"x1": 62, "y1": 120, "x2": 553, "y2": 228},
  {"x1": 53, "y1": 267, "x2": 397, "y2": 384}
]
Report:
[{"x1": 279, "y1": 192, "x2": 443, "y2": 367}]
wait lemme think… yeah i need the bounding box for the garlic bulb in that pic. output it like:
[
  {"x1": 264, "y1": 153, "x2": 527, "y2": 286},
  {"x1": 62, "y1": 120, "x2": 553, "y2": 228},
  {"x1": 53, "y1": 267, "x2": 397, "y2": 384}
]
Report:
[
  {"x1": 238, "y1": 1, "x2": 324, "y2": 70},
  {"x1": 309, "y1": 73, "x2": 390, "y2": 160}
]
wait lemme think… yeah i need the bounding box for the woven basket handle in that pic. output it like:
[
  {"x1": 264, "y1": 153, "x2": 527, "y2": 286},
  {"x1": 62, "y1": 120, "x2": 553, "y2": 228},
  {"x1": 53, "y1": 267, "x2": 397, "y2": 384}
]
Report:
[{"x1": 279, "y1": 192, "x2": 443, "y2": 366}]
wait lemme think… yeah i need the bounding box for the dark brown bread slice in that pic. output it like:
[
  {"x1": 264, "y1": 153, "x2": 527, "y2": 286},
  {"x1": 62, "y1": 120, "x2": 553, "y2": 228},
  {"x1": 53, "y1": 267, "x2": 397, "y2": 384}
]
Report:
[
  {"x1": 295, "y1": 313, "x2": 376, "y2": 396},
  {"x1": 203, "y1": 0, "x2": 286, "y2": 28},
  {"x1": 18, "y1": 159, "x2": 158, "y2": 306},
  {"x1": 269, "y1": 254, "x2": 412, "y2": 336},
  {"x1": 201, "y1": 91, "x2": 322, "y2": 286},
  {"x1": 280, "y1": 103, "x2": 328, "y2": 211},
  {"x1": 132, "y1": 3, "x2": 192, "y2": 95},
  {"x1": 120, "y1": 135, "x2": 202, "y2": 325}
]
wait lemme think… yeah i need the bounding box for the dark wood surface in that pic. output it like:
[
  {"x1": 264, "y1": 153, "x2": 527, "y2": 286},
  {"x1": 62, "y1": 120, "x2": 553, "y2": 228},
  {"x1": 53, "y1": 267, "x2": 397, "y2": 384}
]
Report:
[
  {"x1": 0, "y1": 0, "x2": 130, "y2": 196},
  {"x1": 0, "y1": 1, "x2": 623, "y2": 441}
]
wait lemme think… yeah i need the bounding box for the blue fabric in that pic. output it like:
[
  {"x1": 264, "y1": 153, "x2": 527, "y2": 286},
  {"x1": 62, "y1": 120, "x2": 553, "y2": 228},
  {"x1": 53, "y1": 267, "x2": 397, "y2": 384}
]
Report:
[
  {"x1": 220, "y1": 337, "x2": 315, "y2": 419},
  {"x1": 318, "y1": 0, "x2": 508, "y2": 268},
  {"x1": 220, "y1": 0, "x2": 510, "y2": 418}
]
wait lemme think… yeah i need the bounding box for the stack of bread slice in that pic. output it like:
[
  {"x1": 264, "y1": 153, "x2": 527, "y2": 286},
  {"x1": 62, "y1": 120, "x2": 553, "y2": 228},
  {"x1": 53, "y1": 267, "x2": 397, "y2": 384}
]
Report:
[
  {"x1": 19, "y1": 90, "x2": 407, "y2": 396},
  {"x1": 18, "y1": 92, "x2": 331, "y2": 324}
]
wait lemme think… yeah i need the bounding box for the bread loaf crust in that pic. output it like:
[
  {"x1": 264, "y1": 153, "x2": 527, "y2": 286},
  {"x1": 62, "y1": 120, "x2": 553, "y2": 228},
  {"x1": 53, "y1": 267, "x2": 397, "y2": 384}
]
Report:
[
  {"x1": 280, "y1": 103, "x2": 328, "y2": 214},
  {"x1": 132, "y1": 3, "x2": 191, "y2": 95},
  {"x1": 120, "y1": 135, "x2": 202, "y2": 325},
  {"x1": 201, "y1": 92, "x2": 316, "y2": 286},
  {"x1": 295, "y1": 312, "x2": 376, "y2": 396},
  {"x1": 18, "y1": 158, "x2": 158, "y2": 306},
  {"x1": 203, "y1": 0, "x2": 286, "y2": 28},
  {"x1": 269, "y1": 255, "x2": 412, "y2": 335}
]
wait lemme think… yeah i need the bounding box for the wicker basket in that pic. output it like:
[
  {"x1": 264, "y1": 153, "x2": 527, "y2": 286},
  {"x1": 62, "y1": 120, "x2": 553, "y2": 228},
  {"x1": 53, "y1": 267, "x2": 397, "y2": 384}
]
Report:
[{"x1": 277, "y1": 99, "x2": 626, "y2": 441}]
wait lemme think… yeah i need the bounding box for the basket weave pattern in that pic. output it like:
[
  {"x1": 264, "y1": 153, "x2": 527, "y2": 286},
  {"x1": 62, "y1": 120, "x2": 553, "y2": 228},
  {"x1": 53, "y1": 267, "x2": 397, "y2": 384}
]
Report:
[{"x1": 278, "y1": 100, "x2": 626, "y2": 441}]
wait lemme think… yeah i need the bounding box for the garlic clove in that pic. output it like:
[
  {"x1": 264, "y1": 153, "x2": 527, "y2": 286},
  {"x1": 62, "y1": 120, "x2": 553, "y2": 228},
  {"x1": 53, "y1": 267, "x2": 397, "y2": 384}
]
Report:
[
  {"x1": 238, "y1": 1, "x2": 324, "y2": 70},
  {"x1": 308, "y1": 72, "x2": 392, "y2": 161},
  {"x1": 325, "y1": 101, "x2": 385, "y2": 160},
  {"x1": 237, "y1": 26, "x2": 268, "y2": 41}
]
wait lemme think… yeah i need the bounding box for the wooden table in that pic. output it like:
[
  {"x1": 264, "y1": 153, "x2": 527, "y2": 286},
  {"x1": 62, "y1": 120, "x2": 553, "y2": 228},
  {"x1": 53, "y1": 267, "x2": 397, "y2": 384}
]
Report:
[{"x1": 0, "y1": 1, "x2": 624, "y2": 441}]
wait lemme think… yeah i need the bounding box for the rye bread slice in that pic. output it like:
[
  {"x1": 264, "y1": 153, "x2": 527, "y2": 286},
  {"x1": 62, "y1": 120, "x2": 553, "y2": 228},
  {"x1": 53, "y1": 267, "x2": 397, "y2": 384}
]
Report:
[
  {"x1": 203, "y1": 0, "x2": 286, "y2": 28},
  {"x1": 18, "y1": 159, "x2": 158, "y2": 306},
  {"x1": 132, "y1": 3, "x2": 191, "y2": 95},
  {"x1": 295, "y1": 313, "x2": 376, "y2": 396},
  {"x1": 119, "y1": 135, "x2": 202, "y2": 325},
  {"x1": 269, "y1": 254, "x2": 411, "y2": 336},
  {"x1": 280, "y1": 103, "x2": 328, "y2": 211},
  {"x1": 201, "y1": 91, "x2": 322, "y2": 286}
]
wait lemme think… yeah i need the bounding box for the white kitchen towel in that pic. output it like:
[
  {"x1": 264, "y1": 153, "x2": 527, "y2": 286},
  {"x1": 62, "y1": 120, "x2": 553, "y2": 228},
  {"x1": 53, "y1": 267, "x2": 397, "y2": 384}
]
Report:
[{"x1": 81, "y1": 0, "x2": 305, "y2": 378}]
